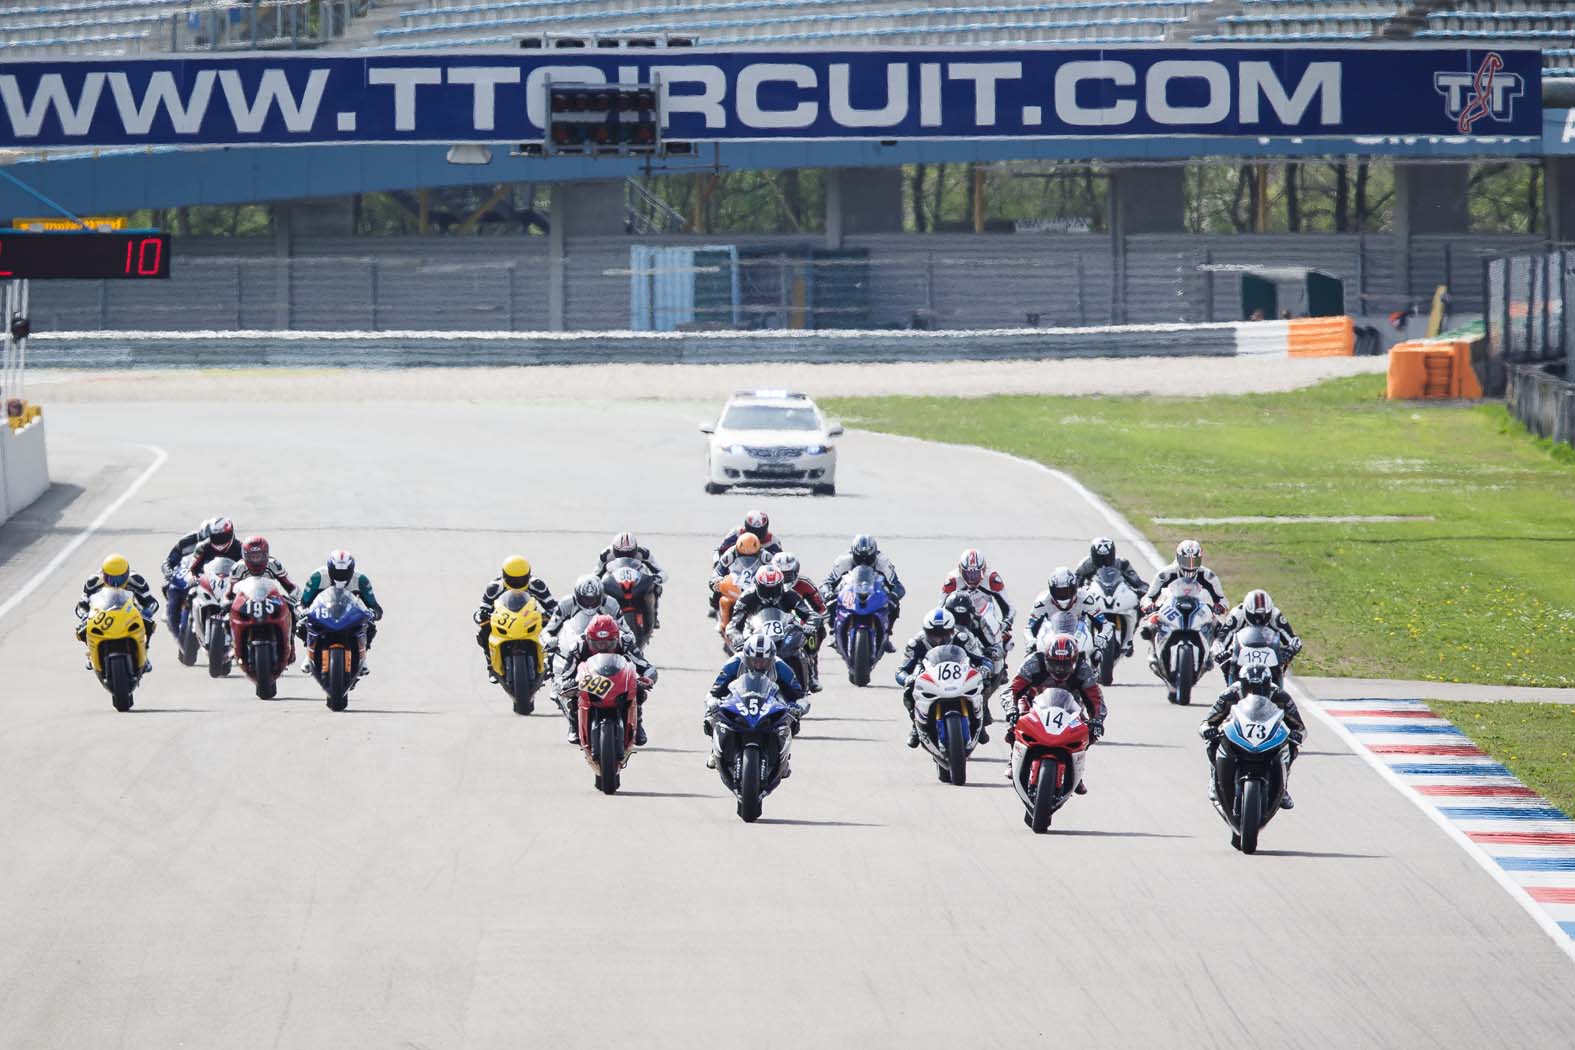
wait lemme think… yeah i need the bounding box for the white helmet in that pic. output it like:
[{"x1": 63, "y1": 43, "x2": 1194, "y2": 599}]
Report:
[
  {"x1": 1176, "y1": 540, "x2": 1203, "y2": 579},
  {"x1": 1047, "y1": 567, "x2": 1078, "y2": 611}
]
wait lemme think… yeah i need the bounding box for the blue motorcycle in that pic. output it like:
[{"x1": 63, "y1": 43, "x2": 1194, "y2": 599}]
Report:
[
  {"x1": 164, "y1": 559, "x2": 200, "y2": 667},
  {"x1": 711, "y1": 671, "x2": 798, "y2": 823},
  {"x1": 832, "y1": 565, "x2": 890, "y2": 687},
  {"x1": 303, "y1": 586, "x2": 374, "y2": 711}
]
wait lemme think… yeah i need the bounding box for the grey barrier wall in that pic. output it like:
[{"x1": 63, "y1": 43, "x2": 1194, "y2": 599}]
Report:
[
  {"x1": 1506, "y1": 362, "x2": 1575, "y2": 447},
  {"x1": 1486, "y1": 247, "x2": 1574, "y2": 447},
  {"x1": 22, "y1": 231, "x2": 1541, "y2": 336}
]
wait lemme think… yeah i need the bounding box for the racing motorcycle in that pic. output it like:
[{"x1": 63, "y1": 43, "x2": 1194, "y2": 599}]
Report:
[
  {"x1": 1033, "y1": 611, "x2": 1097, "y2": 667},
  {"x1": 908, "y1": 644, "x2": 986, "y2": 786},
  {"x1": 1209, "y1": 692, "x2": 1293, "y2": 854},
  {"x1": 712, "y1": 554, "x2": 762, "y2": 651},
  {"x1": 742, "y1": 606, "x2": 813, "y2": 704},
  {"x1": 192, "y1": 557, "x2": 235, "y2": 678},
  {"x1": 832, "y1": 565, "x2": 891, "y2": 687},
  {"x1": 164, "y1": 556, "x2": 201, "y2": 666},
  {"x1": 486, "y1": 589, "x2": 547, "y2": 715},
  {"x1": 1146, "y1": 582, "x2": 1217, "y2": 705},
  {"x1": 547, "y1": 605, "x2": 602, "y2": 712},
  {"x1": 81, "y1": 587, "x2": 148, "y2": 712},
  {"x1": 1080, "y1": 566, "x2": 1140, "y2": 686},
  {"x1": 1008, "y1": 688, "x2": 1091, "y2": 833},
  {"x1": 602, "y1": 556, "x2": 659, "y2": 648},
  {"x1": 575, "y1": 652, "x2": 642, "y2": 795},
  {"x1": 303, "y1": 585, "x2": 374, "y2": 711},
  {"x1": 710, "y1": 670, "x2": 798, "y2": 823},
  {"x1": 1220, "y1": 624, "x2": 1294, "y2": 688},
  {"x1": 229, "y1": 575, "x2": 293, "y2": 700}
]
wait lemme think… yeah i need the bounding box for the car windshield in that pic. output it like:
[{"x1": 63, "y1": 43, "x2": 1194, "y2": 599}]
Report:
[{"x1": 720, "y1": 404, "x2": 820, "y2": 431}]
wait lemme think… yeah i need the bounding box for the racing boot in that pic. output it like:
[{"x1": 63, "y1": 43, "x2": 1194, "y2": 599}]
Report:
[
  {"x1": 1280, "y1": 789, "x2": 1295, "y2": 810},
  {"x1": 1208, "y1": 773, "x2": 1218, "y2": 802},
  {"x1": 1074, "y1": 779, "x2": 1088, "y2": 795},
  {"x1": 906, "y1": 728, "x2": 920, "y2": 748},
  {"x1": 635, "y1": 702, "x2": 649, "y2": 747},
  {"x1": 706, "y1": 751, "x2": 717, "y2": 770}
]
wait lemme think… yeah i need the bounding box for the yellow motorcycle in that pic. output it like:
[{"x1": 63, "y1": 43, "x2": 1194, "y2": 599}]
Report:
[
  {"x1": 82, "y1": 588, "x2": 147, "y2": 712},
  {"x1": 488, "y1": 589, "x2": 546, "y2": 715}
]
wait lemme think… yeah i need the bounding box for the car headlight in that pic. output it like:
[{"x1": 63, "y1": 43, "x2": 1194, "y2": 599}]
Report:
[
  {"x1": 803, "y1": 445, "x2": 826, "y2": 455},
  {"x1": 725, "y1": 444, "x2": 745, "y2": 455}
]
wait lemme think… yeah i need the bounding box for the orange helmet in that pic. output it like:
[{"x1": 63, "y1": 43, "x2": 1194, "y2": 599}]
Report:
[{"x1": 736, "y1": 533, "x2": 762, "y2": 557}]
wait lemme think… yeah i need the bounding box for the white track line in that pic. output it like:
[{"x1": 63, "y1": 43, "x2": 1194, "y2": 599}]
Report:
[
  {"x1": 0, "y1": 443, "x2": 169, "y2": 624},
  {"x1": 866, "y1": 428, "x2": 1575, "y2": 967}
]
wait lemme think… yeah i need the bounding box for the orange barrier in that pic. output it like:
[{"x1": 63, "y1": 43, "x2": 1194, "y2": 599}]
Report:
[
  {"x1": 1286, "y1": 316, "x2": 1355, "y2": 358},
  {"x1": 1386, "y1": 340, "x2": 1484, "y2": 400}
]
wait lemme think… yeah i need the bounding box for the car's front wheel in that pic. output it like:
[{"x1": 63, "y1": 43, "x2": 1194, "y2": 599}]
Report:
[
  {"x1": 812, "y1": 483, "x2": 835, "y2": 496},
  {"x1": 705, "y1": 481, "x2": 728, "y2": 495}
]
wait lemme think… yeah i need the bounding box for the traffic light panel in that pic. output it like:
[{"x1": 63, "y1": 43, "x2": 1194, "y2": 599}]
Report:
[{"x1": 545, "y1": 84, "x2": 662, "y2": 156}]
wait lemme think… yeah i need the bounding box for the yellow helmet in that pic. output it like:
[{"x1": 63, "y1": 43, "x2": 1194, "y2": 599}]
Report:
[
  {"x1": 501, "y1": 555, "x2": 532, "y2": 590},
  {"x1": 101, "y1": 554, "x2": 131, "y2": 587}
]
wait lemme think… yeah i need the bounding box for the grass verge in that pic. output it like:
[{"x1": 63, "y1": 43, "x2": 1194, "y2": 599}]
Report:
[
  {"x1": 1432, "y1": 701, "x2": 1575, "y2": 816},
  {"x1": 826, "y1": 374, "x2": 1575, "y2": 687}
]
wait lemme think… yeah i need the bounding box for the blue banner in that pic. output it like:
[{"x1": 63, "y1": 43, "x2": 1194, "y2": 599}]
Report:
[
  {"x1": 0, "y1": 46, "x2": 1542, "y2": 149},
  {"x1": 1547, "y1": 108, "x2": 1575, "y2": 155}
]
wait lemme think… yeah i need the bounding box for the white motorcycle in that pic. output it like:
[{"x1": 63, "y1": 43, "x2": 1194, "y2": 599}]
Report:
[
  {"x1": 1079, "y1": 567, "x2": 1140, "y2": 686},
  {"x1": 1034, "y1": 613, "x2": 1096, "y2": 666},
  {"x1": 908, "y1": 644, "x2": 987, "y2": 786},
  {"x1": 1145, "y1": 580, "x2": 1217, "y2": 705},
  {"x1": 191, "y1": 556, "x2": 237, "y2": 678}
]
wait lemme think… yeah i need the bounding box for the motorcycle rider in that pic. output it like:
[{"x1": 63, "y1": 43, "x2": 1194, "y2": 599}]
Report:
[
  {"x1": 161, "y1": 515, "x2": 236, "y2": 578},
  {"x1": 773, "y1": 551, "x2": 827, "y2": 693},
  {"x1": 473, "y1": 555, "x2": 557, "y2": 681},
  {"x1": 557, "y1": 612, "x2": 655, "y2": 747},
  {"x1": 1026, "y1": 567, "x2": 1084, "y2": 645},
  {"x1": 1007, "y1": 633, "x2": 1107, "y2": 792},
  {"x1": 715, "y1": 509, "x2": 779, "y2": 560},
  {"x1": 894, "y1": 607, "x2": 994, "y2": 748},
  {"x1": 1199, "y1": 664, "x2": 1306, "y2": 810},
  {"x1": 596, "y1": 531, "x2": 665, "y2": 629},
  {"x1": 1213, "y1": 588, "x2": 1303, "y2": 681},
  {"x1": 705, "y1": 631, "x2": 807, "y2": 769},
  {"x1": 940, "y1": 548, "x2": 1015, "y2": 642},
  {"x1": 725, "y1": 564, "x2": 819, "y2": 656},
  {"x1": 224, "y1": 537, "x2": 299, "y2": 661},
  {"x1": 296, "y1": 550, "x2": 383, "y2": 676},
  {"x1": 944, "y1": 592, "x2": 1005, "y2": 700},
  {"x1": 709, "y1": 532, "x2": 766, "y2": 618},
  {"x1": 1074, "y1": 537, "x2": 1149, "y2": 656},
  {"x1": 820, "y1": 534, "x2": 906, "y2": 652},
  {"x1": 1142, "y1": 539, "x2": 1227, "y2": 616},
  {"x1": 75, "y1": 554, "x2": 159, "y2": 672}
]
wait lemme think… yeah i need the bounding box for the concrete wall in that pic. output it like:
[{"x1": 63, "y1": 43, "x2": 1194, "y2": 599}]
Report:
[{"x1": 0, "y1": 417, "x2": 51, "y2": 525}]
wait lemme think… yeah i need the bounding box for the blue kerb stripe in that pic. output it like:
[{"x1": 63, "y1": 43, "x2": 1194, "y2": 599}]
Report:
[
  {"x1": 1347, "y1": 723, "x2": 1464, "y2": 735},
  {"x1": 1559, "y1": 922, "x2": 1575, "y2": 938},
  {"x1": 1389, "y1": 763, "x2": 1511, "y2": 776},
  {"x1": 1497, "y1": 857, "x2": 1575, "y2": 873},
  {"x1": 1439, "y1": 805, "x2": 1570, "y2": 820}
]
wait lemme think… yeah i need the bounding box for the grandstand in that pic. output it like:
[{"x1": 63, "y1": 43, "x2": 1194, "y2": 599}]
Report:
[{"x1": 0, "y1": 0, "x2": 377, "y2": 57}]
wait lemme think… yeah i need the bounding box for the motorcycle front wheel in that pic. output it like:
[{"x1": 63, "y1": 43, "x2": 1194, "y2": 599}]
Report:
[
  {"x1": 107, "y1": 652, "x2": 135, "y2": 712},
  {"x1": 596, "y1": 716, "x2": 622, "y2": 795},
  {"x1": 1239, "y1": 778, "x2": 1263, "y2": 855},
  {"x1": 207, "y1": 618, "x2": 230, "y2": 678},
  {"x1": 509, "y1": 649, "x2": 536, "y2": 716},
  {"x1": 738, "y1": 743, "x2": 763, "y2": 823},
  {"x1": 1029, "y1": 757, "x2": 1058, "y2": 833},
  {"x1": 1174, "y1": 645, "x2": 1196, "y2": 705},
  {"x1": 326, "y1": 648, "x2": 350, "y2": 711},
  {"x1": 943, "y1": 711, "x2": 969, "y2": 786}
]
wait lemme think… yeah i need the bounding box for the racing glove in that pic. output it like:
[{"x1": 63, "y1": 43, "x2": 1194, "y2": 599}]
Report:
[
  {"x1": 894, "y1": 671, "x2": 908, "y2": 687},
  {"x1": 1089, "y1": 719, "x2": 1105, "y2": 743},
  {"x1": 1198, "y1": 722, "x2": 1219, "y2": 741}
]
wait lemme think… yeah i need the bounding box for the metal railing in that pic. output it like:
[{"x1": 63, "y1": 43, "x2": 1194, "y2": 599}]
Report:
[{"x1": 1485, "y1": 246, "x2": 1575, "y2": 445}]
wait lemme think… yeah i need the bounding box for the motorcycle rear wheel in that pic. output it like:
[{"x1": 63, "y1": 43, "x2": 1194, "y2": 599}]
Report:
[
  {"x1": 107, "y1": 653, "x2": 134, "y2": 712},
  {"x1": 509, "y1": 649, "x2": 536, "y2": 716},
  {"x1": 207, "y1": 618, "x2": 229, "y2": 678},
  {"x1": 738, "y1": 743, "x2": 764, "y2": 823},
  {"x1": 1097, "y1": 635, "x2": 1116, "y2": 686},
  {"x1": 178, "y1": 614, "x2": 200, "y2": 667},
  {"x1": 1030, "y1": 757, "x2": 1058, "y2": 833},
  {"x1": 596, "y1": 716, "x2": 622, "y2": 795},
  {"x1": 1239, "y1": 779, "x2": 1263, "y2": 855},
  {"x1": 943, "y1": 712, "x2": 969, "y2": 787}
]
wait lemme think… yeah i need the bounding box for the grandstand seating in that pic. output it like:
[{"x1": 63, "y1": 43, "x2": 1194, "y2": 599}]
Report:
[
  {"x1": 370, "y1": 0, "x2": 1211, "y2": 50},
  {"x1": 1417, "y1": 4, "x2": 1575, "y2": 77},
  {"x1": 0, "y1": 0, "x2": 191, "y2": 57}
]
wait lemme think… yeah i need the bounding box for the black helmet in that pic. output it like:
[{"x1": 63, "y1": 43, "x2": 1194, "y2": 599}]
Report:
[
  {"x1": 573, "y1": 574, "x2": 604, "y2": 610},
  {"x1": 1090, "y1": 536, "x2": 1115, "y2": 568},
  {"x1": 944, "y1": 593, "x2": 975, "y2": 628},
  {"x1": 851, "y1": 534, "x2": 879, "y2": 566},
  {"x1": 1242, "y1": 665, "x2": 1275, "y2": 695}
]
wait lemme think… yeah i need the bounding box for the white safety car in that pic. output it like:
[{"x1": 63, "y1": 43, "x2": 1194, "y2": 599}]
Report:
[{"x1": 700, "y1": 390, "x2": 842, "y2": 496}]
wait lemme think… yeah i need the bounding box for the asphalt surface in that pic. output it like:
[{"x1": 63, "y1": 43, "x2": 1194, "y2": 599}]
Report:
[{"x1": 1, "y1": 396, "x2": 1572, "y2": 1049}]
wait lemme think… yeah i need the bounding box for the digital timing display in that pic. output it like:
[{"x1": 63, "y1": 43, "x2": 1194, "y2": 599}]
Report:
[{"x1": 0, "y1": 232, "x2": 170, "y2": 280}]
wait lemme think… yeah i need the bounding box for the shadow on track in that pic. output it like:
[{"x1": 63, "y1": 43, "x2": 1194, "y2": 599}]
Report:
[
  {"x1": 812, "y1": 716, "x2": 890, "y2": 724},
  {"x1": 128, "y1": 708, "x2": 208, "y2": 714},
  {"x1": 799, "y1": 735, "x2": 881, "y2": 743},
  {"x1": 618, "y1": 790, "x2": 724, "y2": 800},
  {"x1": 1099, "y1": 740, "x2": 1182, "y2": 750},
  {"x1": 340, "y1": 709, "x2": 441, "y2": 715},
  {"x1": 1254, "y1": 848, "x2": 1385, "y2": 860},
  {"x1": 1051, "y1": 829, "x2": 1193, "y2": 839},
  {"x1": 756, "y1": 817, "x2": 884, "y2": 828},
  {"x1": 637, "y1": 746, "x2": 706, "y2": 754}
]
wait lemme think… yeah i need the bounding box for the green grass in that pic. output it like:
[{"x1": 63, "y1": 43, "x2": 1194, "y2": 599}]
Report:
[
  {"x1": 826, "y1": 374, "x2": 1575, "y2": 687},
  {"x1": 1432, "y1": 701, "x2": 1575, "y2": 816}
]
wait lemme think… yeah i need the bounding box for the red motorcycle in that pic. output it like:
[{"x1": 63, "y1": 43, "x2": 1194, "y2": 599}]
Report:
[
  {"x1": 229, "y1": 576, "x2": 294, "y2": 700},
  {"x1": 1007, "y1": 688, "x2": 1092, "y2": 833},
  {"x1": 575, "y1": 652, "x2": 642, "y2": 795}
]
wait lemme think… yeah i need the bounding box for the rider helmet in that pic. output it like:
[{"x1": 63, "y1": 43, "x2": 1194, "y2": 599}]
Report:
[
  {"x1": 1047, "y1": 567, "x2": 1079, "y2": 611},
  {"x1": 771, "y1": 551, "x2": 801, "y2": 586},
  {"x1": 743, "y1": 510, "x2": 770, "y2": 541},
  {"x1": 957, "y1": 548, "x2": 987, "y2": 589},
  {"x1": 1243, "y1": 589, "x2": 1276, "y2": 627},
  {"x1": 1241, "y1": 664, "x2": 1276, "y2": 696},
  {"x1": 753, "y1": 565, "x2": 786, "y2": 604},
  {"x1": 327, "y1": 550, "x2": 355, "y2": 586},
  {"x1": 610, "y1": 531, "x2": 639, "y2": 559},
  {"x1": 742, "y1": 632, "x2": 776, "y2": 674},
  {"x1": 1045, "y1": 633, "x2": 1079, "y2": 681},
  {"x1": 851, "y1": 534, "x2": 879, "y2": 566},
  {"x1": 101, "y1": 554, "x2": 131, "y2": 588},
  {"x1": 1176, "y1": 540, "x2": 1203, "y2": 580},
  {"x1": 501, "y1": 555, "x2": 532, "y2": 590},
  {"x1": 922, "y1": 607, "x2": 956, "y2": 648},
  {"x1": 585, "y1": 613, "x2": 621, "y2": 654},
  {"x1": 207, "y1": 516, "x2": 235, "y2": 550},
  {"x1": 1090, "y1": 537, "x2": 1116, "y2": 569},
  {"x1": 241, "y1": 536, "x2": 270, "y2": 575},
  {"x1": 573, "y1": 574, "x2": 605, "y2": 611},
  {"x1": 734, "y1": 533, "x2": 762, "y2": 558},
  {"x1": 944, "y1": 593, "x2": 977, "y2": 631}
]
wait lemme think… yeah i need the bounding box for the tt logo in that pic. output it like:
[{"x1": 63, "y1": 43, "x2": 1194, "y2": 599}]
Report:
[{"x1": 1435, "y1": 52, "x2": 1524, "y2": 134}]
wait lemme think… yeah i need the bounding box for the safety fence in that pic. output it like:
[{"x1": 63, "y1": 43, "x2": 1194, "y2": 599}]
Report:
[{"x1": 1485, "y1": 247, "x2": 1575, "y2": 446}]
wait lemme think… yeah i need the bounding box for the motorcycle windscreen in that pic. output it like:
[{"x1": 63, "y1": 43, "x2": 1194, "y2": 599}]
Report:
[
  {"x1": 90, "y1": 588, "x2": 136, "y2": 613},
  {"x1": 924, "y1": 643, "x2": 969, "y2": 669},
  {"x1": 312, "y1": 586, "x2": 362, "y2": 628},
  {"x1": 1227, "y1": 694, "x2": 1289, "y2": 752},
  {"x1": 1034, "y1": 687, "x2": 1083, "y2": 728},
  {"x1": 498, "y1": 589, "x2": 533, "y2": 614}
]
